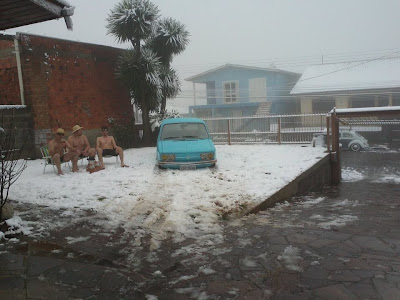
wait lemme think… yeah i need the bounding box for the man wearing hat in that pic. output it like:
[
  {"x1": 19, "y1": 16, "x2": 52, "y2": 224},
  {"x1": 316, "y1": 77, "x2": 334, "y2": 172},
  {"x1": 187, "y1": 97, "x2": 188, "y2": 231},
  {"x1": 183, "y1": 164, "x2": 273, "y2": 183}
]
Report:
[
  {"x1": 48, "y1": 128, "x2": 79, "y2": 175},
  {"x1": 67, "y1": 125, "x2": 96, "y2": 167}
]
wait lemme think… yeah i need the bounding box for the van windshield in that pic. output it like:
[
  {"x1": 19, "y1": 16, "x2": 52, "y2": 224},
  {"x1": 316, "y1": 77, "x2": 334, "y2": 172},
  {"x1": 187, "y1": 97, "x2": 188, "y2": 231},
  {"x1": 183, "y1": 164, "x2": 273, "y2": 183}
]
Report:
[{"x1": 161, "y1": 123, "x2": 209, "y2": 140}]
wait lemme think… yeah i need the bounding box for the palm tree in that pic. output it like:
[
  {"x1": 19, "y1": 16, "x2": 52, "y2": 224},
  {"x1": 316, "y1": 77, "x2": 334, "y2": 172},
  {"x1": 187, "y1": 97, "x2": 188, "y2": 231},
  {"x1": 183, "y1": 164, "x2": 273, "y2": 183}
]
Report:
[
  {"x1": 149, "y1": 18, "x2": 189, "y2": 113},
  {"x1": 107, "y1": 0, "x2": 189, "y2": 144},
  {"x1": 107, "y1": 0, "x2": 160, "y2": 145},
  {"x1": 107, "y1": 0, "x2": 159, "y2": 51},
  {"x1": 116, "y1": 48, "x2": 162, "y2": 143}
]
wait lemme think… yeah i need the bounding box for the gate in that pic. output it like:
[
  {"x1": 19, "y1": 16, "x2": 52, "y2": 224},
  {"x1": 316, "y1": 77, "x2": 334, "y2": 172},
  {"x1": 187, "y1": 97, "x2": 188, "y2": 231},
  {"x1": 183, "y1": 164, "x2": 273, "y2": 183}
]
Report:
[
  {"x1": 203, "y1": 113, "x2": 327, "y2": 145},
  {"x1": 329, "y1": 106, "x2": 400, "y2": 184}
]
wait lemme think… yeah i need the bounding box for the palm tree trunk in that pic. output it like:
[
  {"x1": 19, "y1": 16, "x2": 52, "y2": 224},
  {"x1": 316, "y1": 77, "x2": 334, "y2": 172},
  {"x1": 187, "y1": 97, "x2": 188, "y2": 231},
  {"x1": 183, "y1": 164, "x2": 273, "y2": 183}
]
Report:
[
  {"x1": 160, "y1": 95, "x2": 167, "y2": 113},
  {"x1": 141, "y1": 104, "x2": 152, "y2": 146}
]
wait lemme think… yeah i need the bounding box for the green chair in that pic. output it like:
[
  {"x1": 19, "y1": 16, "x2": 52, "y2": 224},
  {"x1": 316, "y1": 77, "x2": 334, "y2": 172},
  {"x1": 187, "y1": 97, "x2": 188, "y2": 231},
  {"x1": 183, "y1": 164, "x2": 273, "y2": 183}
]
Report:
[{"x1": 40, "y1": 145, "x2": 70, "y2": 174}]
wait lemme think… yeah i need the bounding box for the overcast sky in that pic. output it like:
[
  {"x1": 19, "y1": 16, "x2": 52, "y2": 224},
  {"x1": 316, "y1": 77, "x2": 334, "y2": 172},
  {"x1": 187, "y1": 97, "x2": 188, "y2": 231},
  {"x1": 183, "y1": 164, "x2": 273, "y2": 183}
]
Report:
[{"x1": 3, "y1": 0, "x2": 400, "y2": 109}]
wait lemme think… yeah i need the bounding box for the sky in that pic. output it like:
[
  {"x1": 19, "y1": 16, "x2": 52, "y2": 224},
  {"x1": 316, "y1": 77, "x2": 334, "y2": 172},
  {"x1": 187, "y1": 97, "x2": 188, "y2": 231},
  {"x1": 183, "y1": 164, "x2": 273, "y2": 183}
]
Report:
[{"x1": 2, "y1": 0, "x2": 400, "y2": 110}]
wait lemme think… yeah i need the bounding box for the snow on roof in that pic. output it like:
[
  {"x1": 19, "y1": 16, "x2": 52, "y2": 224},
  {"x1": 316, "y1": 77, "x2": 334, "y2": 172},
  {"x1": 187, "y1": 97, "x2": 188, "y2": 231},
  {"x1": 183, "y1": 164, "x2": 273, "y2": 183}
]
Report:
[
  {"x1": 291, "y1": 57, "x2": 400, "y2": 95},
  {"x1": 331, "y1": 106, "x2": 400, "y2": 114},
  {"x1": 55, "y1": 0, "x2": 73, "y2": 7},
  {"x1": 0, "y1": 0, "x2": 75, "y2": 31},
  {"x1": 186, "y1": 64, "x2": 300, "y2": 82}
]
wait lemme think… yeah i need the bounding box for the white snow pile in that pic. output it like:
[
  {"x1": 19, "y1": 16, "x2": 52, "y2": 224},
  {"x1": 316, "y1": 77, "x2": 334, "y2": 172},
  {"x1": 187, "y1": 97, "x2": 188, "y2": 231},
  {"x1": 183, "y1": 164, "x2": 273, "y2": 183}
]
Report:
[
  {"x1": 373, "y1": 174, "x2": 400, "y2": 184},
  {"x1": 310, "y1": 214, "x2": 358, "y2": 229},
  {"x1": 9, "y1": 145, "x2": 326, "y2": 248},
  {"x1": 331, "y1": 199, "x2": 360, "y2": 207},
  {"x1": 277, "y1": 245, "x2": 303, "y2": 271},
  {"x1": 341, "y1": 168, "x2": 364, "y2": 182},
  {"x1": 246, "y1": 195, "x2": 359, "y2": 230},
  {"x1": 2, "y1": 216, "x2": 33, "y2": 237},
  {"x1": 298, "y1": 196, "x2": 326, "y2": 208}
]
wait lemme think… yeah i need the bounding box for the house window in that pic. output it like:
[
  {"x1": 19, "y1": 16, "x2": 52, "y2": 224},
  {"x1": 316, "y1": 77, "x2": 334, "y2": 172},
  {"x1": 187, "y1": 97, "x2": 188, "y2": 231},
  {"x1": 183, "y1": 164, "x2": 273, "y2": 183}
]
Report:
[{"x1": 223, "y1": 81, "x2": 238, "y2": 103}]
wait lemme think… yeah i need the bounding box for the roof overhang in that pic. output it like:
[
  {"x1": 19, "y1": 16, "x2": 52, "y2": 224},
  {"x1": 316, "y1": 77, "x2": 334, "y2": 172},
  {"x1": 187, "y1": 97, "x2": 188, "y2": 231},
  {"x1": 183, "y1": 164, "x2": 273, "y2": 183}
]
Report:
[
  {"x1": 332, "y1": 106, "x2": 400, "y2": 118},
  {"x1": 0, "y1": 0, "x2": 75, "y2": 31},
  {"x1": 331, "y1": 106, "x2": 400, "y2": 126}
]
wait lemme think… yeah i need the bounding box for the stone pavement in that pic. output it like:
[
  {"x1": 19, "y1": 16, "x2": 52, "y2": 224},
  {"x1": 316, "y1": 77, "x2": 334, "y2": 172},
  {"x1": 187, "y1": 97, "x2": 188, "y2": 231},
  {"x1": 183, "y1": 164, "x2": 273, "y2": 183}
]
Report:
[{"x1": 1, "y1": 149, "x2": 400, "y2": 299}]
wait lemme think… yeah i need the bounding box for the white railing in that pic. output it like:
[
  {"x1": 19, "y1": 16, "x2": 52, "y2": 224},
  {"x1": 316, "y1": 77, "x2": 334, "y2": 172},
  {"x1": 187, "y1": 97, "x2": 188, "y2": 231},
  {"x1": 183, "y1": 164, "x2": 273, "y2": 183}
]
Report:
[{"x1": 203, "y1": 113, "x2": 328, "y2": 144}]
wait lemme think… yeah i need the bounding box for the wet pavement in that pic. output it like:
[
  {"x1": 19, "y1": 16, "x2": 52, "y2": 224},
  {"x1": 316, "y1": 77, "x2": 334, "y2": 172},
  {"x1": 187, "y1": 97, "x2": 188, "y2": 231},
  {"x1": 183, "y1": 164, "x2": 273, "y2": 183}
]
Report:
[{"x1": 1, "y1": 146, "x2": 400, "y2": 299}]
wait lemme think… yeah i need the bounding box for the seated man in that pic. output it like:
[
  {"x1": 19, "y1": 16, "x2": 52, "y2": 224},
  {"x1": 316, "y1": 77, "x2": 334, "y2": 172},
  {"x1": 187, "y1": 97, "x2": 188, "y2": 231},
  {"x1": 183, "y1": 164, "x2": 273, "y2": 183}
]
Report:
[
  {"x1": 67, "y1": 125, "x2": 96, "y2": 168},
  {"x1": 48, "y1": 128, "x2": 79, "y2": 175},
  {"x1": 96, "y1": 126, "x2": 128, "y2": 168}
]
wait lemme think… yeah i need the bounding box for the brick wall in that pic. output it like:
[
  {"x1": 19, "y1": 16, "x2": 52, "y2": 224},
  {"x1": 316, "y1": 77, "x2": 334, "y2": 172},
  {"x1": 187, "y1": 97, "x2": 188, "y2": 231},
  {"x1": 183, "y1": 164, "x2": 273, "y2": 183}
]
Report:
[
  {"x1": 0, "y1": 38, "x2": 21, "y2": 105},
  {"x1": 18, "y1": 34, "x2": 132, "y2": 145}
]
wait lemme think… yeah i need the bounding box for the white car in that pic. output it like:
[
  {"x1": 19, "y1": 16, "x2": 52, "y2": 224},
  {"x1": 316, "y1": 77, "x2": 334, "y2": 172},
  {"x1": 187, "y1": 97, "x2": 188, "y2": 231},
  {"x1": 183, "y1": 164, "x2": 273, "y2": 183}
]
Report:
[{"x1": 312, "y1": 130, "x2": 371, "y2": 152}]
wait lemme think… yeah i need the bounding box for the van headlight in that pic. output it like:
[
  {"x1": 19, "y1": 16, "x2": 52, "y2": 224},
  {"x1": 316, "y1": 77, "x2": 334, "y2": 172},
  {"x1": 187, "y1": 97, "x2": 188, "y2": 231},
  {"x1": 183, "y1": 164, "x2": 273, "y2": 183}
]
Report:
[
  {"x1": 161, "y1": 154, "x2": 175, "y2": 162},
  {"x1": 200, "y1": 153, "x2": 214, "y2": 160}
]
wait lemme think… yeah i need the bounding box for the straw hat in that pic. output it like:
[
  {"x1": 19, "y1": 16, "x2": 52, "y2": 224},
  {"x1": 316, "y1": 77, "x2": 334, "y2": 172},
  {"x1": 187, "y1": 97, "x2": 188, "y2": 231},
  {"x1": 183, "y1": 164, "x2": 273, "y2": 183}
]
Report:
[
  {"x1": 56, "y1": 128, "x2": 65, "y2": 135},
  {"x1": 72, "y1": 125, "x2": 83, "y2": 133}
]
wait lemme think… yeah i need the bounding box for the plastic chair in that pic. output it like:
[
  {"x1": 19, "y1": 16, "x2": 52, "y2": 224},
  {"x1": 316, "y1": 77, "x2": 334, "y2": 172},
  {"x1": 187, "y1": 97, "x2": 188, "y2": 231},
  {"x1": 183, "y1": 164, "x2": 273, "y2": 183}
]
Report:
[
  {"x1": 40, "y1": 145, "x2": 70, "y2": 174},
  {"x1": 103, "y1": 153, "x2": 119, "y2": 164}
]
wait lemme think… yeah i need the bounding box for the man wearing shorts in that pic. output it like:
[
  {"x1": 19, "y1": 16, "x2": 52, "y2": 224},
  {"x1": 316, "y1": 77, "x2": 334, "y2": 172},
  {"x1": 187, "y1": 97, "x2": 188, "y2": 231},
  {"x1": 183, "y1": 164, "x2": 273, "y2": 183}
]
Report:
[
  {"x1": 48, "y1": 128, "x2": 79, "y2": 175},
  {"x1": 96, "y1": 126, "x2": 128, "y2": 168},
  {"x1": 67, "y1": 125, "x2": 96, "y2": 168}
]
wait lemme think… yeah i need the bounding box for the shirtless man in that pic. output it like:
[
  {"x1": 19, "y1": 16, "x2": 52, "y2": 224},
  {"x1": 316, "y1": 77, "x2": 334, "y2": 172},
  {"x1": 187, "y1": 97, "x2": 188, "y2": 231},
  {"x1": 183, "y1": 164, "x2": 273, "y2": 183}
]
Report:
[
  {"x1": 96, "y1": 126, "x2": 128, "y2": 168},
  {"x1": 67, "y1": 125, "x2": 96, "y2": 167},
  {"x1": 48, "y1": 128, "x2": 79, "y2": 175}
]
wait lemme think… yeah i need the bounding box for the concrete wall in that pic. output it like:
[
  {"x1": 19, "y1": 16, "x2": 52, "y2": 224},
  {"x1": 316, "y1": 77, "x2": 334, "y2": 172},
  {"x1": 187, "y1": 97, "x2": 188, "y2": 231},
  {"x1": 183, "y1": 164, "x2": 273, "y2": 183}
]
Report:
[
  {"x1": 335, "y1": 96, "x2": 350, "y2": 109},
  {"x1": 245, "y1": 154, "x2": 332, "y2": 214}
]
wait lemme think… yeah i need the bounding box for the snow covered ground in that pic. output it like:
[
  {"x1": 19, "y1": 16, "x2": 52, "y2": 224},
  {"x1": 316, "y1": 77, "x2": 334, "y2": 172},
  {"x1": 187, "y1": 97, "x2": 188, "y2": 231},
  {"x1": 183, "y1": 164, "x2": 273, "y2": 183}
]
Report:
[{"x1": 7, "y1": 145, "x2": 326, "y2": 248}]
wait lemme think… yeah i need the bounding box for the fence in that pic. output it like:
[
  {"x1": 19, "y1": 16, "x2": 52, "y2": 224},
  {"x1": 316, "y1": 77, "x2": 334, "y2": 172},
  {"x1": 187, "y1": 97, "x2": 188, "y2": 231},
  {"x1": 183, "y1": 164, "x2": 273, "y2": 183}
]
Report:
[{"x1": 203, "y1": 113, "x2": 327, "y2": 145}]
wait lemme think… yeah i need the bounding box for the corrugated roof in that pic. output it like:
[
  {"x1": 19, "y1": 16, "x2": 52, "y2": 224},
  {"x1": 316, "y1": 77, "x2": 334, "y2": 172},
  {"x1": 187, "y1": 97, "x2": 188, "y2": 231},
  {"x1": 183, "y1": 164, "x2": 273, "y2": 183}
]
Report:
[
  {"x1": 0, "y1": 0, "x2": 74, "y2": 30},
  {"x1": 185, "y1": 63, "x2": 299, "y2": 82},
  {"x1": 290, "y1": 56, "x2": 400, "y2": 95}
]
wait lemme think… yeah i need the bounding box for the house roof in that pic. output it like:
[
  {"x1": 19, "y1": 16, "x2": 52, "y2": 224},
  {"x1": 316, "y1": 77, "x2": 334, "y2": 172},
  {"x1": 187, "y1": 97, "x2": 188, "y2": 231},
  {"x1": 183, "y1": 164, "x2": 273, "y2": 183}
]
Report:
[
  {"x1": 291, "y1": 56, "x2": 400, "y2": 95},
  {"x1": 185, "y1": 63, "x2": 300, "y2": 83},
  {"x1": 0, "y1": 0, "x2": 75, "y2": 31}
]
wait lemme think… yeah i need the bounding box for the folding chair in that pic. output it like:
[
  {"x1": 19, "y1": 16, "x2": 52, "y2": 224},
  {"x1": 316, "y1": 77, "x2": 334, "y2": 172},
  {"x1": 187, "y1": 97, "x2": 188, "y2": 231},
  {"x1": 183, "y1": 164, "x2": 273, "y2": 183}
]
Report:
[
  {"x1": 40, "y1": 145, "x2": 70, "y2": 174},
  {"x1": 103, "y1": 153, "x2": 119, "y2": 164},
  {"x1": 78, "y1": 156, "x2": 87, "y2": 166}
]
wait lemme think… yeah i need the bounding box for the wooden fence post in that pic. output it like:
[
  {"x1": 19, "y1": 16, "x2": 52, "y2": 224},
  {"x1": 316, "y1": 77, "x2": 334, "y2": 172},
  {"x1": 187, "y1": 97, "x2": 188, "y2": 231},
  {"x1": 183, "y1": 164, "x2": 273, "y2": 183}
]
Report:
[
  {"x1": 326, "y1": 115, "x2": 330, "y2": 152},
  {"x1": 277, "y1": 117, "x2": 281, "y2": 144},
  {"x1": 227, "y1": 119, "x2": 231, "y2": 146},
  {"x1": 330, "y1": 112, "x2": 341, "y2": 185}
]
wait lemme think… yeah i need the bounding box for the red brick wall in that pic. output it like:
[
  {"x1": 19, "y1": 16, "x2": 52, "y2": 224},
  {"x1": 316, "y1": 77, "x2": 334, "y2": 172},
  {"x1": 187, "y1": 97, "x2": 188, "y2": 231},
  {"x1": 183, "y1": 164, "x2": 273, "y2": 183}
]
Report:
[
  {"x1": 18, "y1": 34, "x2": 131, "y2": 133},
  {"x1": 0, "y1": 39, "x2": 21, "y2": 105}
]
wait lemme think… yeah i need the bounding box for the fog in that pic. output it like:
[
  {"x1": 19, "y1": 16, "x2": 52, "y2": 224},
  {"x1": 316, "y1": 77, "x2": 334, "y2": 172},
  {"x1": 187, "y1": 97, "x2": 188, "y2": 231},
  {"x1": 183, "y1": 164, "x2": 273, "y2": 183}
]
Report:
[{"x1": 3, "y1": 0, "x2": 400, "y2": 110}]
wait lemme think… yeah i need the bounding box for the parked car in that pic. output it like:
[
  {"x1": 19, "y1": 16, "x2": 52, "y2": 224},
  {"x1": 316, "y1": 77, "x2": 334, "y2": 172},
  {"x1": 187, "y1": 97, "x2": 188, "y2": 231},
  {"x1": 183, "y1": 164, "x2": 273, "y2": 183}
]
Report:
[
  {"x1": 156, "y1": 118, "x2": 217, "y2": 169},
  {"x1": 312, "y1": 130, "x2": 371, "y2": 152}
]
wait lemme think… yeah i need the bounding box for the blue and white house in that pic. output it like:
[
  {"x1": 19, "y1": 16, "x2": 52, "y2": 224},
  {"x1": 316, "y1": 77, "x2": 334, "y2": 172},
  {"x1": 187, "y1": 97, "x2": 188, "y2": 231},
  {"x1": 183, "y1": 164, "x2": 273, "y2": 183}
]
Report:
[{"x1": 185, "y1": 64, "x2": 301, "y2": 118}]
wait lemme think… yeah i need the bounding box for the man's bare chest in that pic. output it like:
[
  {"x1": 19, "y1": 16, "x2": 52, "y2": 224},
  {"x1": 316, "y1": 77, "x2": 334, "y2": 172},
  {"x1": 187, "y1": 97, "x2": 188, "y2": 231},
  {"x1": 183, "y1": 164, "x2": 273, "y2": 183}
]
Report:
[
  {"x1": 71, "y1": 136, "x2": 86, "y2": 146},
  {"x1": 101, "y1": 137, "x2": 113, "y2": 145}
]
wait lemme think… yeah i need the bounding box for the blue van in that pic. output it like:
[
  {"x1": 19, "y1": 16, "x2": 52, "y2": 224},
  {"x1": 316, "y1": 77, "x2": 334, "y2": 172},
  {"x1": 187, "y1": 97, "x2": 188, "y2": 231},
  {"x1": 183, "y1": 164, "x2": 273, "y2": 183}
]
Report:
[{"x1": 156, "y1": 118, "x2": 217, "y2": 169}]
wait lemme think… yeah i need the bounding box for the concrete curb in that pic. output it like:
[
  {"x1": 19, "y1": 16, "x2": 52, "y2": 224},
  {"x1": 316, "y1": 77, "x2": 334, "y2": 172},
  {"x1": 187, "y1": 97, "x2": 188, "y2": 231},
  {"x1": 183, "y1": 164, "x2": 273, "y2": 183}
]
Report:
[{"x1": 245, "y1": 153, "x2": 331, "y2": 214}]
